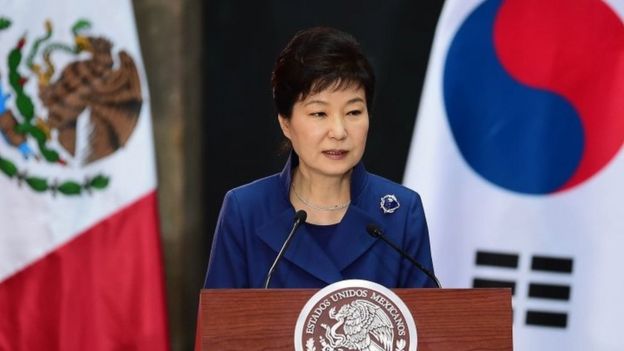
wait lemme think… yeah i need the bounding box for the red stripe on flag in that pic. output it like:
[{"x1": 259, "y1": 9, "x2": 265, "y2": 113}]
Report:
[{"x1": 0, "y1": 192, "x2": 170, "y2": 350}]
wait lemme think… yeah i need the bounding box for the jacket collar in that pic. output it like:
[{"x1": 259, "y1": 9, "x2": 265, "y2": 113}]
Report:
[
  {"x1": 278, "y1": 152, "x2": 369, "y2": 204},
  {"x1": 256, "y1": 153, "x2": 377, "y2": 285}
]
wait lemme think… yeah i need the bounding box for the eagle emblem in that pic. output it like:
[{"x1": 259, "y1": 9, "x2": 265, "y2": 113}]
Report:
[
  {"x1": 320, "y1": 299, "x2": 395, "y2": 351},
  {"x1": 295, "y1": 280, "x2": 416, "y2": 351},
  {"x1": 0, "y1": 17, "x2": 142, "y2": 196}
]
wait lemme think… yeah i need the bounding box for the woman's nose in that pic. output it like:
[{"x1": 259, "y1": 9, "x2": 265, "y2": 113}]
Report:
[{"x1": 328, "y1": 115, "x2": 347, "y2": 140}]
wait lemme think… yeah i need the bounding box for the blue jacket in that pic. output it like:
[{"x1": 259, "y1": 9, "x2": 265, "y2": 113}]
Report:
[{"x1": 204, "y1": 156, "x2": 435, "y2": 289}]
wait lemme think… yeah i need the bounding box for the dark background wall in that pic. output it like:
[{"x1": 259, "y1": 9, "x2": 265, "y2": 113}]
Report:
[{"x1": 135, "y1": 1, "x2": 444, "y2": 349}]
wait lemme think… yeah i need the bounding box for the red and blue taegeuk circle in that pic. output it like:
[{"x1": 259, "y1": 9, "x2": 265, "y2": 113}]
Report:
[{"x1": 443, "y1": 0, "x2": 624, "y2": 194}]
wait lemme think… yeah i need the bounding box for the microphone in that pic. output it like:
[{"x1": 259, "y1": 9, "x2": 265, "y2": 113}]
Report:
[
  {"x1": 264, "y1": 210, "x2": 308, "y2": 288},
  {"x1": 366, "y1": 223, "x2": 441, "y2": 288}
]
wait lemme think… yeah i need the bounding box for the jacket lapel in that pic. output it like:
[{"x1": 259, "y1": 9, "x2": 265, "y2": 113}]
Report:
[
  {"x1": 326, "y1": 204, "x2": 379, "y2": 271},
  {"x1": 257, "y1": 153, "x2": 378, "y2": 284},
  {"x1": 255, "y1": 208, "x2": 343, "y2": 284},
  {"x1": 323, "y1": 160, "x2": 379, "y2": 271}
]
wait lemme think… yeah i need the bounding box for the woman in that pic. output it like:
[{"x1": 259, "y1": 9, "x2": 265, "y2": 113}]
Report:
[{"x1": 204, "y1": 27, "x2": 435, "y2": 288}]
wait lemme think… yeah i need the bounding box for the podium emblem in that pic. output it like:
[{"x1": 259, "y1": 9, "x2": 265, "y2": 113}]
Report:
[{"x1": 295, "y1": 280, "x2": 417, "y2": 351}]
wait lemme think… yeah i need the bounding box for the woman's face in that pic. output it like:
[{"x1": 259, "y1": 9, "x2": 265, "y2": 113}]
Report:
[{"x1": 279, "y1": 84, "x2": 369, "y2": 179}]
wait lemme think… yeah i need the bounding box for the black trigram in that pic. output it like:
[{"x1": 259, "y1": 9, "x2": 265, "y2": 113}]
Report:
[{"x1": 473, "y1": 250, "x2": 573, "y2": 329}]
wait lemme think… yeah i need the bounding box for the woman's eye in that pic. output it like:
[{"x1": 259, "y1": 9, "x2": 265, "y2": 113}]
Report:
[
  {"x1": 310, "y1": 112, "x2": 326, "y2": 118},
  {"x1": 347, "y1": 110, "x2": 362, "y2": 116}
]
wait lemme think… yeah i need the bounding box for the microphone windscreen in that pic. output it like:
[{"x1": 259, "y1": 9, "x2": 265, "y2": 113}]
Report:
[
  {"x1": 295, "y1": 210, "x2": 308, "y2": 222},
  {"x1": 366, "y1": 223, "x2": 381, "y2": 238}
]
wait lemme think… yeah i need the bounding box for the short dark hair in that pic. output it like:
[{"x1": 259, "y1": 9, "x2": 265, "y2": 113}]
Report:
[{"x1": 271, "y1": 27, "x2": 375, "y2": 119}]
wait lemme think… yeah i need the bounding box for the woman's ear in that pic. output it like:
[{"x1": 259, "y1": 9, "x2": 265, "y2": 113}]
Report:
[{"x1": 278, "y1": 114, "x2": 291, "y2": 139}]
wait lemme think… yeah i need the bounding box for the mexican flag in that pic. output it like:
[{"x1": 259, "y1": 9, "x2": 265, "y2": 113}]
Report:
[
  {"x1": 404, "y1": 0, "x2": 624, "y2": 350},
  {"x1": 0, "y1": 1, "x2": 169, "y2": 349}
]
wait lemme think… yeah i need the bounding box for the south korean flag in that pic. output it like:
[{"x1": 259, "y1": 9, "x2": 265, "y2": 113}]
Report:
[{"x1": 403, "y1": 0, "x2": 624, "y2": 350}]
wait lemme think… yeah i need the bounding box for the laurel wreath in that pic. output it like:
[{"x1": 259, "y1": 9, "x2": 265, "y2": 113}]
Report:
[
  {"x1": 305, "y1": 338, "x2": 316, "y2": 351},
  {"x1": 0, "y1": 154, "x2": 109, "y2": 195},
  {"x1": 395, "y1": 339, "x2": 406, "y2": 351},
  {"x1": 0, "y1": 18, "x2": 10, "y2": 31}
]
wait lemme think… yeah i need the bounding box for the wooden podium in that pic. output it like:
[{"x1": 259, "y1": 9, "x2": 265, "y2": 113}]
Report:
[{"x1": 197, "y1": 288, "x2": 512, "y2": 350}]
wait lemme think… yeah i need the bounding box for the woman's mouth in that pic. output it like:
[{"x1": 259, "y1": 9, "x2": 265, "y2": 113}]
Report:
[{"x1": 322, "y1": 150, "x2": 348, "y2": 160}]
